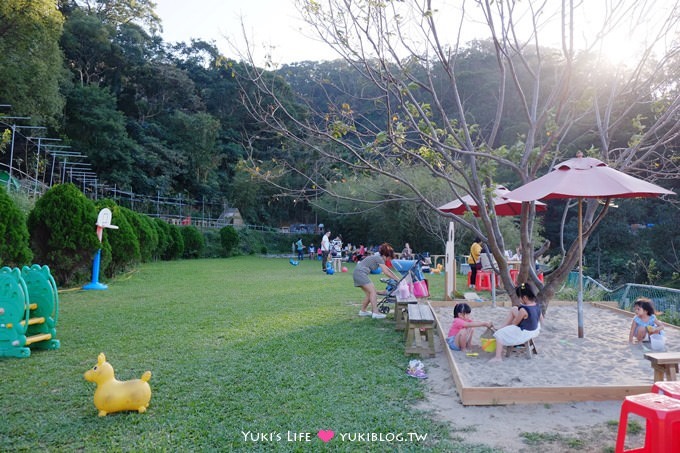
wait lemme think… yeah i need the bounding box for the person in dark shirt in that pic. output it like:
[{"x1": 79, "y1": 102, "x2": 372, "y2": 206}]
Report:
[{"x1": 489, "y1": 283, "x2": 543, "y2": 362}]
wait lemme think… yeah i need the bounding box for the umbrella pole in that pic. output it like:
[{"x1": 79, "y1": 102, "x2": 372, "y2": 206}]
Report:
[{"x1": 577, "y1": 197, "x2": 584, "y2": 338}]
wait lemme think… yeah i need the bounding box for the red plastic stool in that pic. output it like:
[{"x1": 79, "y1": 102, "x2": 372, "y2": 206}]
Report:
[
  {"x1": 475, "y1": 271, "x2": 492, "y2": 291},
  {"x1": 615, "y1": 392, "x2": 680, "y2": 452},
  {"x1": 652, "y1": 381, "x2": 680, "y2": 399},
  {"x1": 510, "y1": 269, "x2": 519, "y2": 285}
]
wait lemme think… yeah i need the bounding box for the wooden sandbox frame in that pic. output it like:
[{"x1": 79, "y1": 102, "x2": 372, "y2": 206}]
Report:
[{"x1": 428, "y1": 300, "x2": 654, "y2": 406}]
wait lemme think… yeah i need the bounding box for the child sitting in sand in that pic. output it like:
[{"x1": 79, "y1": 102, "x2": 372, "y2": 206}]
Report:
[
  {"x1": 446, "y1": 303, "x2": 493, "y2": 352},
  {"x1": 489, "y1": 283, "x2": 543, "y2": 363},
  {"x1": 629, "y1": 297, "x2": 665, "y2": 343}
]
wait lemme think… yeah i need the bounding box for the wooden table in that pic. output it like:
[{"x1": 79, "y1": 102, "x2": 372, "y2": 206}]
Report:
[{"x1": 644, "y1": 352, "x2": 680, "y2": 381}]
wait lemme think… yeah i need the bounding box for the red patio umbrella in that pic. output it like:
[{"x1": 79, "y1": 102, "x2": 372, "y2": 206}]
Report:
[
  {"x1": 439, "y1": 186, "x2": 546, "y2": 306},
  {"x1": 438, "y1": 185, "x2": 547, "y2": 216},
  {"x1": 504, "y1": 153, "x2": 675, "y2": 337}
]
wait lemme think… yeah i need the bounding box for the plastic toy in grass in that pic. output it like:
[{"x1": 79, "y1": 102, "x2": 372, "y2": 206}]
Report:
[
  {"x1": 406, "y1": 359, "x2": 428, "y2": 379},
  {"x1": 326, "y1": 267, "x2": 335, "y2": 275},
  {"x1": 84, "y1": 352, "x2": 152, "y2": 417},
  {"x1": 289, "y1": 258, "x2": 299, "y2": 266},
  {"x1": 341, "y1": 267, "x2": 348, "y2": 273}
]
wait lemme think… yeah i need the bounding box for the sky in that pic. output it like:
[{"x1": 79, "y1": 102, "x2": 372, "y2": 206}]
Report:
[
  {"x1": 155, "y1": 0, "x2": 332, "y2": 64},
  {"x1": 153, "y1": 0, "x2": 678, "y2": 66}
]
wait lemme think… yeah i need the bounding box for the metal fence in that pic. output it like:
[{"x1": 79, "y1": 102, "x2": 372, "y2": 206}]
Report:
[
  {"x1": 562, "y1": 271, "x2": 680, "y2": 315},
  {"x1": 604, "y1": 284, "x2": 680, "y2": 315}
]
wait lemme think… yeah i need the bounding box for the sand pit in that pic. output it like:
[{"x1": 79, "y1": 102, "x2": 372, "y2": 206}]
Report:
[
  {"x1": 428, "y1": 301, "x2": 678, "y2": 405},
  {"x1": 411, "y1": 301, "x2": 673, "y2": 451},
  {"x1": 436, "y1": 302, "x2": 676, "y2": 387}
]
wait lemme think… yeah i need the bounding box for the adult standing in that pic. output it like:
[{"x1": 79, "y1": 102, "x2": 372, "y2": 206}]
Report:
[
  {"x1": 321, "y1": 231, "x2": 331, "y2": 272},
  {"x1": 401, "y1": 242, "x2": 413, "y2": 259},
  {"x1": 467, "y1": 237, "x2": 483, "y2": 289},
  {"x1": 354, "y1": 243, "x2": 399, "y2": 319}
]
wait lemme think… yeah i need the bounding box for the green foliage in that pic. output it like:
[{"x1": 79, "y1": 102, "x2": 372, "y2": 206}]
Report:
[
  {"x1": 163, "y1": 224, "x2": 184, "y2": 260},
  {"x1": 26, "y1": 184, "x2": 99, "y2": 286},
  {"x1": 580, "y1": 198, "x2": 680, "y2": 288},
  {"x1": 315, "y1": 166, "x2": 545, "y2": 256},
  {"x1": 96, "y1": 200, "x2": 140, "y2": 277},
  {"x1": 237, "y1": 228, "x2": 265, "y2": 255},
  {"x1": 152, "y1": 218, "x2": 170, "y2": 260},
  {"x1": 219, "y1": 226, "x2": 239, "y2": 256},
  {"x1": 0, "y1": 186, "x2": 33, "y2": 267},
  {"x1": 230, "y1": 229, "x2": 303, "y2": 256},
  {"x1": 163, "y1": 111, "x2": 221, "y2": 194},
  {"x1": 315, "y1": 168, "x2": 445, "y2": 251},
  {"x1": 121, "y1": 207, "x2": 158, "y2": 262},
  {"x1": 2, "y1": 0, "x2": 677, "y2": 302},
  {"x1": 0, "y1": 0, "x2": 66, "y2": 125},
  {"x1": 626, "y1": 420, "x2": 643, "y2": 435},
  {"x1": 659, "y1": 311, "x2": 680, "y2": 329},
  {"x1": 180, "y1": 225, "x2": 205, "y2": 259},
  {"x1": 62, "y1": 84, "x2": 135, "y2": 186},
  {"x1": 4, "y1": 190, "x2": 35, "y2": 216},
  {"x1": 201, "y1": 229, "x2": 223, "y2": 258}
]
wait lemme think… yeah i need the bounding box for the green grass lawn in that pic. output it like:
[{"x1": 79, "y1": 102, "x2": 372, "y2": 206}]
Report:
[{"x1": 1, "y1": 256, "x2": 497, "y2": 452}]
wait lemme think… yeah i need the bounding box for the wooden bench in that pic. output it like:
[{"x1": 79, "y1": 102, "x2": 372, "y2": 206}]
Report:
[
  {"x1": 394, "y1": 293, "x2": 418, "y2": 331},
  {"x1": 404, "y1": 304, "x2": 436, "y2": 358},
  {"x1": 644, "y1": 352, "x2": 680, "y2": 381},
  {"x1": 505, "y1": 338, "x2": 538, "y2": 359}
]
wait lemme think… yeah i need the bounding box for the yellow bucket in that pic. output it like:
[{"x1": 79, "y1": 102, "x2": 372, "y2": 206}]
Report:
[{"x1": 481, "y1": 338, "x2": 496, "y2": 352}]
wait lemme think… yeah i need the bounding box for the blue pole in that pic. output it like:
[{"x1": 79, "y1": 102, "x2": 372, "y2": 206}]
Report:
[{"x1": 83, "y1": 249, "x2": 108, "y2": 290}]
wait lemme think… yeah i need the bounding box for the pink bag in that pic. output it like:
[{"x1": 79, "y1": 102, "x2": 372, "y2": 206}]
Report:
[{"x1": 413, "y1": 279, "x2": 429, "y2": 298}]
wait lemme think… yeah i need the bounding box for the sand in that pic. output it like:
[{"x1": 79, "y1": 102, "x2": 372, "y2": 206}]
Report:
[{"x1": 412, "y1": 302, "x2": 673, "y2": 451}]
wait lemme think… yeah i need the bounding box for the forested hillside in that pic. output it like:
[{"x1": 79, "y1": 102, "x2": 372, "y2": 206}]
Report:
[{"x1": 1, "y1": 0, "x2": 679, "y2": 289}]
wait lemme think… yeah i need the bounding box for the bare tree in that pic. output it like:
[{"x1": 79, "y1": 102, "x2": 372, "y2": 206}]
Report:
[{"x1": 236, "y1": 0, "x2": 680, "y2": 310}]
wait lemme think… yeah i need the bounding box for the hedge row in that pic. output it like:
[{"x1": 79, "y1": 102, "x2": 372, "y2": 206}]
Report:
[{"x1": 1, "y1": 184, "x2": 312, "y2": 287}]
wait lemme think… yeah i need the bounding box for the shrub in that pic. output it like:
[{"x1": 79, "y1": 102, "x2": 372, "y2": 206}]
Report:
[
  {"x1": 163, "y1": 224, "x2": 184, "y2": 260},
  {"x1": 201, "y1": 229, "x2": 222, "y2": 258},
  {"x1": 0, "y1": 186, "x2": 33, "y2": 267},
  {"x1": 27, "y1": 183, "x2": 99, "y2": 286},
  {"x1": 219, "y1": 226, "x2": 240, "y2": 256},
  {"x1": 122, "y1": 207, "x2": 158, "y2": 263},
  {"x1": 181, "y1": 225, "x2": 204, "y2": 259},
  {"x1": 153, "y1": 218, "x2": 170, "y2": 260}
]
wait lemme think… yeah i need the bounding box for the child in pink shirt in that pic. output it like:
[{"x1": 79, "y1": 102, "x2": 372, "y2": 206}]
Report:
[{"x1": 446, "y1": 303, "x2": 492, "y2": 352}]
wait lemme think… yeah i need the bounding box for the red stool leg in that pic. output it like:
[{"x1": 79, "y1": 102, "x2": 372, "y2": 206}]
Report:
[
  {"x1": 476, "y1": 271, "x2": 491, "y2": 290},
  {"x1": 615, "y1": 399, "x2": 629, "y2": 452}
]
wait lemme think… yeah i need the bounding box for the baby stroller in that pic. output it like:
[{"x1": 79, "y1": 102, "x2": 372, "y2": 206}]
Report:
[
  {"x1": 376, "y1": 254, "x2": 429, "y2": 314},
  {"x1": 419, "y1": 253, "x2": 432, "y2": 273}
]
